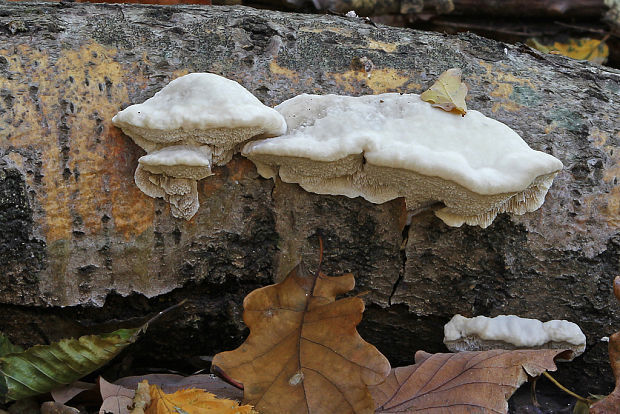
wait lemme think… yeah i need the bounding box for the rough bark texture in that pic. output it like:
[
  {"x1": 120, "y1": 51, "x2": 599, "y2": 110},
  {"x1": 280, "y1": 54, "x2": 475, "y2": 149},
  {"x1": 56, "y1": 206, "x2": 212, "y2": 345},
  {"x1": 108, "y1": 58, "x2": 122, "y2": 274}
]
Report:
[
  {"x1": 312, "y1": 0, "x2": 609, "y2": 18},
  {"x1": 0, "y1": 2, "x2": 619, "y2": 394}
]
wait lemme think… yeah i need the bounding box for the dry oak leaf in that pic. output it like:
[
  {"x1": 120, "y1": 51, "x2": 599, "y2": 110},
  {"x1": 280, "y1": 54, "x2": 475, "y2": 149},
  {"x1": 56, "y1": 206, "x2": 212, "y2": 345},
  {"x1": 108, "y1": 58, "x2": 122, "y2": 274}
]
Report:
[
  {"x1": 420, "y1": 68, "x2": 468, "y2": 115},
  {"x1": 144, "y1": 383, "x2": 255, "y2": 414},
  {"x1": 371, "y1": 349, "x2": 570, "y2": 413},
  {"x1": 212, "y1": 263, "x2": 391, "y2": 414}
]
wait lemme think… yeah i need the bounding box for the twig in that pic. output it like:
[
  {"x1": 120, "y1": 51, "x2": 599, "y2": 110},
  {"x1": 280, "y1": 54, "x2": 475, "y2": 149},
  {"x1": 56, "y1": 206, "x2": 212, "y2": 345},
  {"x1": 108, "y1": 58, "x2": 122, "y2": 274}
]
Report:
[{"x1": 542, "y1": 372, "x2": 592, "y2": 404}]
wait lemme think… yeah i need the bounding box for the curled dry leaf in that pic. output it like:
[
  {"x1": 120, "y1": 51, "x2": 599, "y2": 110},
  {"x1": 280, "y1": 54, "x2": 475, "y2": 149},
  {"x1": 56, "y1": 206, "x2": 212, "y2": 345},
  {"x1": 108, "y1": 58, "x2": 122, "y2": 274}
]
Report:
[
  {"x1": 212, "y1": 263, "x2": 391, "y2": 414},
  {"x1": 130, "y1": 381, "x2": 150, "y2": 414},
  {"x1": 99, "y1": 377, "x2": 135, "y2": 414},
  {"x1": 51, "y1": 381, "x2": 95, "y2": 404},
  {"x1": 114, "y1": 374, "x2": 242, "y2": 401},
  {"x1": 370, "y1": 349, "x2": 570, "y2": 414},
  {"x1": 40, "y1": 401, "x2": 80, "y2": 414},
  {"x1": 588, "y1": 276, "x2": 620, "y2": 413},
  {"x1": 145, "y1": 383, "x2": 255, "y2": 414},
  {"x1": 420, "y1": 68, "x2": 468, "y2": 115}
]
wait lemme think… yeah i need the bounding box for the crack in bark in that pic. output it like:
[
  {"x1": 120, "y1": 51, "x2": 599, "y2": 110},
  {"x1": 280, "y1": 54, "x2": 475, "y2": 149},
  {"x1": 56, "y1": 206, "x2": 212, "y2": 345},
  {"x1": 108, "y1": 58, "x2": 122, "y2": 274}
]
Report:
[{"x1": 389, "y1": 218, "x2": 410, "y2": 306}]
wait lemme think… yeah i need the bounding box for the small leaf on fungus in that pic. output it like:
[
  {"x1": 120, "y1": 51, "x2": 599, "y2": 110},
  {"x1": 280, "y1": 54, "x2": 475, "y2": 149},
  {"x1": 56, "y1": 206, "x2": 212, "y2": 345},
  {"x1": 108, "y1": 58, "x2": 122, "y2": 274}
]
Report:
[
  {"x1": 420, "y1": 68, "x2": 468, "y2": 115},
  {"x1": 371, "y1": 349, "x2": 569, "y2": 414},
  {"x1": 212, "y1": 263, "x2": 391, "y2": 414}
]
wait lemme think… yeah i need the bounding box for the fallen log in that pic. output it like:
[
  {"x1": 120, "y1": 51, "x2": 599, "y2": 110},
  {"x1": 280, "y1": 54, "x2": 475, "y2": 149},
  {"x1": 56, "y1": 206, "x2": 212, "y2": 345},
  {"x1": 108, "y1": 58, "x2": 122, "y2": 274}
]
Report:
[{"x1": 0, "y1": 1, "x2": 619, "y2": 394}]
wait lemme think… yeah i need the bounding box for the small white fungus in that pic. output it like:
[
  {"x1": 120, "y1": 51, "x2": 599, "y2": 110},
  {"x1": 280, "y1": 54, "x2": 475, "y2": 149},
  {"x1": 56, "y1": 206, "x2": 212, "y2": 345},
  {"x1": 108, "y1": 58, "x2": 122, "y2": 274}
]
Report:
[{"x1": 444, "y1": 314, "x2": 586, "y2": 348}]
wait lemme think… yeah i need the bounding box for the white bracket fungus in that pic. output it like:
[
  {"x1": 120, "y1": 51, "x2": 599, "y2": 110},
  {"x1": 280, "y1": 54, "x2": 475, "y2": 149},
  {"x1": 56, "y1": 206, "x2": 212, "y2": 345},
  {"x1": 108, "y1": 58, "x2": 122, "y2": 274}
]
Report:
[
  {"x1": 112, "y1": 73, "x2": 286, "y2": 220},
  {"x1": 134, "y1": 145, "x2": 212, "y2": 220},
  {"x1": 444, "y1": 314, "x2": 586, "y2": 358},
  {"x1": 242, "y1": 93, "x2": 563, "y2": 228}
]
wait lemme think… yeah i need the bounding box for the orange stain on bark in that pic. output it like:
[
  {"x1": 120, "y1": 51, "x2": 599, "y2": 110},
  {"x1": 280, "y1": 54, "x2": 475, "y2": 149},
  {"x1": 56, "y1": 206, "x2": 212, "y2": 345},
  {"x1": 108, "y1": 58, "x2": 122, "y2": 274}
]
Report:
[{"x1": 0, "y1": 42, "x2": 155, "y2": 242}]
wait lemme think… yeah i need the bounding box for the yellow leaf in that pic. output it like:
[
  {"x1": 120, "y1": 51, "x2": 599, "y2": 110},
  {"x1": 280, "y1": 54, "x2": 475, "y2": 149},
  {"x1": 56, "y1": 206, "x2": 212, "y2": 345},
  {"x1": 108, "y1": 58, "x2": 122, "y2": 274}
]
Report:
[
  {"x1": 420, "y1": 68, "x2": 468, "y2": 115},
  {"x1": 526, "y1": 37, "x2": 609, "y2": 64},
  {"x1": 130, "y1": 380, "x2": 151, "y2": 414},
  {"x1": 144, "y1": 383, "x2": 256, "y2": 414}
]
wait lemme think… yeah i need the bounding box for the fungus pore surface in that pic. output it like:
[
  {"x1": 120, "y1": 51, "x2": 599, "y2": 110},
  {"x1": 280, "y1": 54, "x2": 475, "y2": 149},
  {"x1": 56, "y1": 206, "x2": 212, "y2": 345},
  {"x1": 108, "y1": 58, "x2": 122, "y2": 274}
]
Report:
[{"x1": 242, "y1": 93, "x2": 563, "y2": 228}]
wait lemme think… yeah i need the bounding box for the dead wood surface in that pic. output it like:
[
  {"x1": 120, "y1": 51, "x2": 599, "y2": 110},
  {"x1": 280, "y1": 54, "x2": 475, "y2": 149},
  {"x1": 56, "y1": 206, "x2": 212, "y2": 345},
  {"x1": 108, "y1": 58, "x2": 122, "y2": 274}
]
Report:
[{"x1": 0, "y1": 2, "x2": 619, "y2": 393}]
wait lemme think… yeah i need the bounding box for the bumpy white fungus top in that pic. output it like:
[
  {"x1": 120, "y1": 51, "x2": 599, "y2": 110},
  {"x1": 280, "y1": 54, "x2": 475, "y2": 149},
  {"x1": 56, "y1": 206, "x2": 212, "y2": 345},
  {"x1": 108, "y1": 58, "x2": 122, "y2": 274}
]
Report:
[
  {"x1": 139, "y1": 146, "x2": 212, "y2": 167},
  {"x1": 444, "y1": 314, "x2": 586, "y2": 347},
  {"x1": 112, "y1": 73, "x2": 286, "y2": 135},
  {"x1": 244, "y1": 93, "x2": 563, "y2": 195}
]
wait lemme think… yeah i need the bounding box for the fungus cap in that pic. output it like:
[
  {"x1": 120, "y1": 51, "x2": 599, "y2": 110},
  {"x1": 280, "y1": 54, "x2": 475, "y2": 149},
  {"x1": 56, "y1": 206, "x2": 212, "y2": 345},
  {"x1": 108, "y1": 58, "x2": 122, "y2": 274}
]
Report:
[
  {"x1": 112, "y1": 73, "x2": 286, "y2": 164},
  {"x1": 138, "y1": 145, "x2": 213, "y2": 180},
  {"x1": 243, "y1": 93, "x2": 563, "y2": 228},
  {"x1": 444, "y1": 314, "x2": 586, "y2": 358}
]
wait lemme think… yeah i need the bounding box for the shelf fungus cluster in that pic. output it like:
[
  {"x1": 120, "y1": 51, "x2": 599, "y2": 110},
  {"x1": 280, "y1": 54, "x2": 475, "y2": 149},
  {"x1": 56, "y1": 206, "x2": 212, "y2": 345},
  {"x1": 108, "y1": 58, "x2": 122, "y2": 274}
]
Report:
[
  {"x1": 112, "y1": 73, "x2": 286, "y2": 219},
  {"x1": 114, "y1": 71, "x2": 562, "y2": 226},
  {"x1": 243, "y1": 93, "x2": 563, "y2": 228},
  {"x1": 444, "y1": 314, "x2": 587, "y2": 359}
]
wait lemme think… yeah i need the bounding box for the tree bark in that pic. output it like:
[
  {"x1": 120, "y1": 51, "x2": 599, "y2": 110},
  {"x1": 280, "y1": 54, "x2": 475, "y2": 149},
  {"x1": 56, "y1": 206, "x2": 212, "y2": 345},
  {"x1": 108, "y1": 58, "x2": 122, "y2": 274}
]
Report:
[
  {"x1": 0, "y1": 1, "x2": 619, "y2": 394},
  {"x1": 311, "y1": 0, "x2": 610, "y2": 18}
]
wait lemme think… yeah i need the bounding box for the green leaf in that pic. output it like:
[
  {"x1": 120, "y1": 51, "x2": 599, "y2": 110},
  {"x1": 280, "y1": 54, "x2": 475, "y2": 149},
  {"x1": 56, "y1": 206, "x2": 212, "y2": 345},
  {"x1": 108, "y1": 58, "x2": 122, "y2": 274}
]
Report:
[
  {"x1": 573, "y1": 400, "x2": 590, "y2": 414},
  {"x1": 0, "y1": 333, "x2": 23, "y2": 357},
  {"x1": 0, "y1": 327, "x2": 141, "y2": 403}
]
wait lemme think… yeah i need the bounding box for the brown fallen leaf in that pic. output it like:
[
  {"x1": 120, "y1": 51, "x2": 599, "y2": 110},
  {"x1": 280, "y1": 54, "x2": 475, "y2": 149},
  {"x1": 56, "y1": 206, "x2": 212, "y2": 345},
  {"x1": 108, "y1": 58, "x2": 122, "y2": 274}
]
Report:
[
  {"x1": 145, "y1": 383, "x2": 255, "y2": 414},
  {"x1": 420, "y1": 68, "x2": 468, "y2": 115},
  {"x1": 99, "y1": 377, "x2": 135, "y2": 414},
  {"x1": 589, "y1": 276, "x2": 620, "y2": 413},
  {"x1": 114, "y1": 374, "x2": 242, "y2": 401},
  {"x1": 371, "y1": 349, "x2": 570, "y2": 413},
  {"x1": 40, "y1": 402, "x2": 80, "y2": 414},
  {"x1": 51, "y1": 381, "x2": 95, "y2": 404},
  {"x1": 212, "y1": 262, "x2": 391, "y2": 414}
]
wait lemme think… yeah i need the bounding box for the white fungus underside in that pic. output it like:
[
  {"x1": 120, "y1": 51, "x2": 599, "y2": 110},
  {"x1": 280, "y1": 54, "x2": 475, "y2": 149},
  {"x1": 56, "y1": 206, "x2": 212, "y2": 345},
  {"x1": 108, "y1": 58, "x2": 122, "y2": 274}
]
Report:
[
  {"x1": 248, "y1": 153, "x2": 558, "y2": 228},
  {"x1": 134, "y1": 165, "x2": 200, "y2": 220},
  {"x1": 121, "y1": 125, "x2": 267, "y2": 166},
  {"x1": 444, "y1": 314, "x2": 586, "y2": 347},
  {"x1": 244, "y1": 93, "x2": 563, "y2": 228},
  {"x1": 112, "y1": 73, "x2": 286, "y2": 134}
]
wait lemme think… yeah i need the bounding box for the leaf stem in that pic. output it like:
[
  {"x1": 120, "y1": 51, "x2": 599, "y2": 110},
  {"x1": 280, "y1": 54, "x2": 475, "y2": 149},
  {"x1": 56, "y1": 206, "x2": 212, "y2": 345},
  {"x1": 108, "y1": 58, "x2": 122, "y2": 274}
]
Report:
[{"x1": 542, "y1": 372, "x2": 592, "y2": 404}]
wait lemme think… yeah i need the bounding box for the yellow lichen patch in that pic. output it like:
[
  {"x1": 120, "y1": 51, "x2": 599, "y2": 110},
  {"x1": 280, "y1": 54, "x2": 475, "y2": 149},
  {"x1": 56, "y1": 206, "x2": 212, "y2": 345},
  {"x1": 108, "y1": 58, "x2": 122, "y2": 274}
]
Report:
[
  {"x1": 328, "y1": 68, "x2": 416, "y2": 94},
  {"x1": 607, "y1": 186, "x2": 620, "y2": 228},
  {"x1": 587, "y1": 127, "x2": 620, "y2": 228},
  {"x1": 475, "y1": 61, "x2": 537, "y2": 113},
  {"x1": 366, "y1": 39, "x2": 399, "y2": 53},
  {"x1": 0, "y1": 42, "x2": 154, "y2": 242},
  {"x1": 268, "y1": 61, "x2": 302, "y2": 87},
  {"x1": 298, "y1": 26, "x2": 355, "y2": 37}
]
